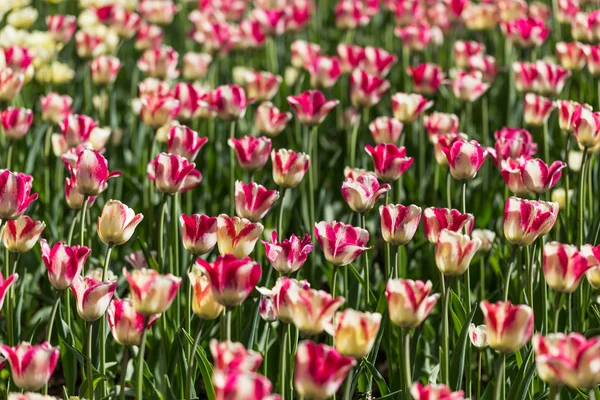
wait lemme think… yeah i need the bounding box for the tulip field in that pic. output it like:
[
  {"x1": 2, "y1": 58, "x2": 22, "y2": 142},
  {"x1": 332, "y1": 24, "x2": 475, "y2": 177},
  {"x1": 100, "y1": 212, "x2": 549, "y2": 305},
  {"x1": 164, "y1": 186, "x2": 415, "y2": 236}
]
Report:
[{"x1": 3, "y1": 0, "x2": 600, "y2": 399}]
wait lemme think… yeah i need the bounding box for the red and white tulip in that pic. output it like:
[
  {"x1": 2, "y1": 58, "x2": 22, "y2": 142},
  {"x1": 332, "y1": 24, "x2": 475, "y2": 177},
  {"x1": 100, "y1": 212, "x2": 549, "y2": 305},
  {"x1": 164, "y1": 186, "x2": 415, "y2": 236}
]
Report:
[
  {"x1": 287, "y1": 90, "x2": 339, "y2": 126},
  {"x1": 180, "y1": 213, "x2": 218, "y2": 256},
  {"x1": 107, "y1": 298, "x2": 160, "y2": 346},
  {"x1": 97, "y1": 200, "x2": 144, "y2": 246},
  {"x1": 70, "y1": 275, "x2": 117, "y2": 321},
  {"x1": 543, "y1": 242, "x2": 590, "y2": 293},
  {"x1": 2, "y1": 216, "x2": 45, "y2": 254},
  {"x1": 124, "y1": 268, "x2": 182, "y2": 315},
  {"x1": 271, "y1": 149, "x2": 310, "y2": 188},
  {"x1": 341, "y1": 174, "x2": 391, "y2": 214},
  {"x1": 216, "y1": 214, "x2": 264, "y2": 258},
  {"x1": 0, "y1": 342, "x2": 59, "y2": 391},
  {"x1": 423, "y1": 207, "x2": 474, "y2": 244},
  {"x1": 147, "y1": 153, "x2": 202, "y2": 194},
  {"x1": 380, "y1": 204, "x2": 422, "y2": 246},
  {"x1": 228, "y1": 136, "x2": 272, "y2": 172},
  {"x1": 386, "y1": 279, "x2": 439, "y2": 328},
  {"x1": 334, "y1": 309, "x2": 382, "y2": 358},
  {"x1": 314, "y1": 221, "x2": 370, "y2": 267},
  {"x1": 234, "y1": 181, "x2": 279, "y2": 222}
]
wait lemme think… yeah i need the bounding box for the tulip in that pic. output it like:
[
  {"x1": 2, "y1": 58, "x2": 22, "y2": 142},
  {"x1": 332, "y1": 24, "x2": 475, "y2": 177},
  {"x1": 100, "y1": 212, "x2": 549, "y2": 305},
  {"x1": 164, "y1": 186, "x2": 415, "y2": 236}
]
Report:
[
  {"x1": 40, "y1": 239, "x2": 90, "y2": 290},
  {"x1": 244, "y1": 71, "x2": 282, "y2": 102},
  {"x1": 573, "y1": 107, "x2": 600, "y2": 150},
  {"x1": 462, "y1": 3, "x2": 498, "y2": 30},
  {"x1": 451, "y1": 70, "x2": 489, "y2": 102},
  {"x1": 314, "y1": 221, "x2": 370, "y2": 267},
  {"x1": 502, "y1": 17, "x2": 549, "y2": 47},
  {"x1": 410, "y1": 383, "x2": 465, "y2": 400},
  {"x1": 556, "y1": 100, "x2": 590, "y2": 133},
  {"x1": 523, "y1": 93, "x2": 555, "y2": 127},
  {"x1": 380, "y1": 204, "x2": 422, "y2": 246},
  {"x1": 423, "y1": 207, "x2": 475, "y2": 243},
  {"x1": 97, "y1": 200, "x2": 144, "y2": 246},
  {"x1": 267, "y1": 277, "x2": 311, "y2": 323},
  {"x1": 255, "y1": 102, "x2": 292, "y2": 137},
  {"x1": 558, "y1": 0, "x2": 580, "y2": 23},
  {"x1": 432, "y1": 133, "x2": 469, "y2": 167},
  {"x1": 406, "y1": 63, "x2": 445, "y2": 95},
  {"x1": 234, "y1": 181, "x2": 279, "y2": 222},
  {"x1": 386, "y1": 278, "x2": 439, "y2": 328},
  {"x1": 1, "y1": 107, "x2": 33, "y2": 141},
  {"x1": 469, "y1": 324, "x2": 489, "y2": 348},
  {"x1": 137, "y1": 46, "x2": 179, "y2": 81},
  {"x1": 349, "y1": 69, "x2": 390, "y2": 108},
  {"x1": 285, "y1": 2, "x2": 312, "y2": 33},
  {"x1": 8, "y1": 393, "x2": 58, "y2": 400},
  {"x1": 520, "y1": 158, "x2": 566, "y2": 194},
  {"x1": 294, "y1": 340, "x2": 356, "y2": 400},
  {"x1": 259, "y1": 295, "x2": 277, "y2": 322},
  {"x1": 536, "y1": 61, "x2": 571, "y2": 96},
  {"x1": 0, "y1": 68, "x2": 24, "y2": 101},
  {"x1": 40, "y1": 93, "x2": 73, "y2": 124},
  {"x1": 490, "y1": 127, "x2": 538, "y2": 165},
  {"x1": 480, "y1": 300, "x2": 534, "y2": 352},
  {"x1": 443, "y1": 139, "x2": 486, "y2": 180},
  {"x1": 139, "y1": 94, "x2": 180, "y2": 129},
  {"x1": 124, "y1": 250, "x2": 157, "y2": 270},
  {"x1": 271, "y1": 149, "x2": 310, "y2": 188},
  {"x1": 512, "y1": 62, "x2": 539, "y2": 93},
  {"x1": 197, "y1": 254, "x2": 262, "y2": 307},
  {"x1": 334, "y1": 309, "x2": 381, "y2": 358},
  {"x1": 504, "y1": 197, "x2": 559, "y2": 246},
  {"x1": 585, "y1": 45, "x2": 600, "y2": 76},
  {"x1": 252, "y1": 7, "x2": 288, "y2": 35},
  {"x1": 188, "y1": 263, "x2": 224, "y2": 320},
  {"x1": 335, "y1": 0, "x2": 371, "y2": 29},
  {"x1": 135, "y1": 23, "x2": 164, "y2": 50},
  {"x1": 107, "y1": 298, "x2": 160, "y2": 346},
  {"x1": 501, "y1": 158, "x2": 531, "y2": 196},
  {"x1": 435, "y1": 229, "x2": 481, "y2": 276},
  {"x1": 369, "y1": 117, "x2": 403, "y2": 144},
  {"x1": 498, "y1": 0, "x2": 527, "y2": 22},
  {"x1": 543, "y1": 242, "x2": 590, "y2": 293},
  {"x1": 210, "y1": 340, "x2": 263, "y2": 372},
  {"x1": 138, "y1": 0, "x2": 176, "y2": 24},
  {"x1": 454, "y1": 40, "x2": 485, "y2": 69},
  {"x1": 424, "y1": 112, "x2": 460, "y2": 136},
  {"x1": 394, "y1": 21, "x2": 434, "y2": 52},
  {"x1": 0, "y1": 272, "x2": 18, "y2": 310},
  {"x1": 263, "y1": 232, "x2": 313, "y2": 275},
  {"x1": 287, "y1": 90, "x2": 339, "y2": 126},
  {"x1": 305, "y1": 55, "x2": 342, "y2": 89},
  {"x1": 2, "y1": 216, "x2": 45, "y2": 254},
  {"x1": 102, "y1": 5, "x2": 142, "y2": 38},
  {"x1": 582, "y1": 244, "x2": 600, "y2": 288},
  {"x1": 167, "y1": 125, "x2": 207, "y2": 162},
  {"x1": 363, "y1": 46, "x2": 397, "y2": 77},
  {"x1": 182, "y1": 52, "x2": 212, "y2": 81},
  {"x1": 365, "y1": 143, "x2": 414, "y2": 182},
  {"x1": 70, "y1": 275, "x2": 116, "y2": 321},
  {"x1": 469, "y1": 54, "x2": 498, "y2": 83},
  {"x1": 212, "y1": 84, "x2": 251, "y2": 121},
  {"x1": 90, "y1": 55, "x2": 122, "y2": 85},
  {"x1": 0, "y1": 342, "x2": 59, "y2": 391},
  {"x1": 124, "y1": 268, "x2": 182, "y2": 315},
  {"x1": 556, "y1": 42, "x2": 587, "y2": 71},
  {"x1": 212, "y1": 370, "x2": 278, "y2": 400},
  {"x1": 64, "y1": 175, "x2": 96, "y2": 210},
  {"x1": 290, "y1": 40, "x2": 321, "y2": 69},
  {"x1": 341, "y1": 174, "x2": 391, "y2": 214},
  {"x1": 336, "y1": 44, "x2": 365, "y2": 73},
  {"x1": 391, "y1": 92, "x2": 433, "y2": 123},
  {"x1": 147, "y1": 153, "x2": 202, "y2": 194},
  {"x1": 534, "y1": 333, "x2": 600, "y2": 389},
  {"x1": 180, "y1": 213, "x2": 218, "y2": 256},
  {"x1": 0, "y1": 171, "x2": 38, "y2": 220},
  {"x1": 70, "y1": 149, "x2": 121, "y2": 196},
  {"x1": 228, "y1": 136, "x2": 272, "y2": 172},
  {"x1": 216, "y1": 214, "x2": 264, "y2": 258},
  {"x1": 47, "y1": 14, "x2": 77, "y2": 43}
]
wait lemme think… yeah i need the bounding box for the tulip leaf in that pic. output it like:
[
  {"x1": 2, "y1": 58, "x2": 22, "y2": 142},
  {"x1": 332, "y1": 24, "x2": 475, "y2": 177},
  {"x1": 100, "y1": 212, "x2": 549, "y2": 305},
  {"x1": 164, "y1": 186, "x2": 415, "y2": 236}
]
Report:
[
  {"x1": 25, "y1": 123, "x2": 49, "y2": 175},
  {"x1": 348, "y1": 264, "x2": 377, "y2": 301},
  {"x1": 362, "y1": 358, "x2": 389, "y2": 396},
  {"x1": 374, "y1": 389, "x2": 402, "y2": 399},
  {"x1": 449, "y1": 304, "x2": 477, "y2": 392},
  {"x1": 183, "y1": 329, "x2": 215, "y2": 400},
  {"x1": 507, "y1": 349, "x2": 536, "y2": 400},
  {"x1": 243, "y1": 298, "x2": 260, "y2": 350}
]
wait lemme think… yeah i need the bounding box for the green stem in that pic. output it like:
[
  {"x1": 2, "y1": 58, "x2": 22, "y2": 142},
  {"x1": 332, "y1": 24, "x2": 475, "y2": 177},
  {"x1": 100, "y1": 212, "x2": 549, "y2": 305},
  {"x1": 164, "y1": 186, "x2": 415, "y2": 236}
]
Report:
[
  {"x1": 480, "y1": 256, "x2": 485, "y2": 301},
  {"x1": 343, "y1": 367, "x2": 354, "y2": 400},
  {"x1": 548, "y1": 386, "x2": 560, "y2": 400},
  {"x1": 4, "y1": 245, "x2": 12, "y2": 346},
  {"x1": 226, "y1": 308, "x2": 232, "y2": 341},
  {"x1": 525, "y1": 245, "x2": 533, "y2": 307},
  {"x1": 86, "y1": 322, "x2": 94, "y2": 400},
  {"x1": 278, "y1": 188, "x2": 287, "y2": 239},
  {"x1": 6, "y1": 142, "x2": 13, "y2": 171},
  {"x1": 158, "y1": 196, "x2": 168, "y2": 273},
  {"x1": 543, "y1": 120, "x2": 549, "y2": 166},
  {"x1": 579, "y1": 148, "x2": 589, "y2": 248},
  {"x1": 99, "y1": 244, "x2": 113, "y2": 398},
  {"x1": 229, "y1": 121, "x2": 237, "y2": 216},
  {"x1": 136, "y1": 317, "x2": 150, "y2": 400},
  {"x1": 332, "y1": 265, "x2": 339, "y2": 299},
  {"x1": 477, "y1": 351, "x2": 482, "y2": 400},
  {"x1": 554, "y1": 292, "x2": 562, "y2": 333},
  {"x1": 185, "y1": 321, "x2": 203, "y2": 400},
  {"x1": 45, "y1": 290, "x2": 62, "y2": 343},
  {"x1": 67, "y1": 211, "x2": 79, "y2": 245},
  {"x1": 119, "y1": 346, "x2": 129, "y2": 400},
  {"x1": 590, "y1": 388, "x2": 597, "y2": 400},
  {"x1": 493, "y1": 353, "x2": 505, "y2": 400},
  {"x1": 171, "y1": 194, "x2": 181, "y2": 325},
  {"x1": 308, "y1": 126, "x2": 318, "y2": 258},
  {"x1": 349, "y1": 117, "x2": 361, "y2": 168},
  {"x1": 441, "y1": 275, "x2": 450, "y2": 385},
  {"x1": 403, "y1": 329, "x2": 412, "y2": 388},
  {"x1": 279, "y1": 324, "x2": 288, "y2": 400},
  {"x1": 361, "y1": 214, "x2": 370, "y2": 308},
  {"x1": 503, "y1": 250, "x2": 517, "y2": 301},
  {"x1": 446, "y1": 169, "x2": 452, "y2": 209},
  {"x1": 80, "y1": 197, "x2": 89, "y2": 248}
]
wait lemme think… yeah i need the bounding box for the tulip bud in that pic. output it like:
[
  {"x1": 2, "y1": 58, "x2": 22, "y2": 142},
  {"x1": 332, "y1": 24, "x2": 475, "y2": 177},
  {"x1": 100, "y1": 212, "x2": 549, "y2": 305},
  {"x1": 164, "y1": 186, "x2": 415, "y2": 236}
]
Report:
[
  {"x1": 124, "y1": 268, "x2": 182, "y2": 315},
  {"x1": 436, "y1": 229, "x2": 481, "y2": 276},
  {"x1": 213, "y1": 85, "x2": 251, "y2": 121},
  {"x1": 135, "y1": 23, "x2": 164, "y2": 50},
  {"x1": 454, "y1": 40, "x2": 486, "y2": 69},
  {"x1": 197, "y1": 254, "x2": 262, "y2": 307},
  {"x1": 216, "y1": 214, "x2": 264, "y2": 258},
  {"x1": 41, "y1": 240, "x2": 90, "y2": 290},
  {"x1": 411, "y1": 383, "x2": 465, "y2": 400},
  {"x1": 188, "y1": 263, "x2": 224, "y2": 320},
  {"x1": 306, "y1": 55, "x2": 342, "y2": 89},
  {"x1": 288, "y1": 287, "x2": 344, "y2": 335},
  {"x1": 287, "y1": 90, "x2": 339, "y2": 126},
  {"x1": 210, "y1": 339, "x2": 263, "y2": 372},
  {"x1": 395, "y1": 22, "x2": 434, "y2": 52},
  {"x1": 234, "y1": 181, "x2": 279, "y2": 222},
  {"x1": 379, "y1": 204, "x2": 422, "y2": 246},
  {"x1": 407, "y1": 63, "x2": 445, "y2": 95},
  {"x1": 520, "y1": 158, "x2": 566, "y2": 194},
  {"x1": 1, "y1": 107, "x2": 33, "y2": 141},
  {"x1": 107, "y1": 298, "x2": 160, "y2": 346},
  {"x1": 536, "y1": 61, "x2": 571, "y2": 96},
  {"x1": 0, "y1": 342, "x2": 59, "y2": 391},
  {"x1": 365, "y1": 143, "x2": 414, "y2": 182},
  {"x1": 271, "y1": 149, "x2": 310, "y2": 188},
  {"x1": 423, "y1": 207, "x2": 474, "y2": 243},
  {"x1": 556, "y1": 41, "x2": 587, "y2": 71},
  {"x1": 334, "y1": 309, "x2": 381, "y2": 358},
  {"x1": 341, "y1": 174, "x2": 391, "y2": 214},
  {"x1": 228, "y1": 136, "x2": 272, "y2": 172},
  {"x1": 255, "y1": 102, "x2": 292, "y2": 137},
  {"x1": 471, "y1": 229, "x2": 496, "y2": 252},
  {"x1": 369, "y1": 117, "x2": 403, "y2": 144},
  {"x1": 70, "y1": 149, "x2": 121, "y2": 196},
  {"x1": 70, "y1": 275, "x2": 116, "y2": 321},
  {"x1": 0, "y1": 171, "x2": 38, "y2": 220},
  {"x1": 543, "y1": 242, "x2": 590, "y2": 293},
  {"x1": 167, "y1": 125, "x2": 207, "y2": 162},
  {"x1": 335, "y1": 0, "x2": 372, "y2": 29},
  {"x1": 0, "y1": 272, "x2": 18, "y2": 310},
  {"x1": 481, "y1": 300, "x2": 534, "y2": 352},
  {"x1": 556, "y1": 100, "x2": 590, "y2": 133},
  {"x1": 443, "y1": 139, "x2": 487, "y2": 180},
  {"x1": 451, "y1": 70, "x2": 490, "y2": 102},
  {"x1": 386, "y1": 279, "x2": 439, "y2": 328},
  {"x1": 502, "y1": 17, "x2": 549, "y2": 47},
  {"x1": 180, "y1": 213, "x2": 218, "y2": 256},
  {"x1": 524, "y1": 93, "x2": 555, "y2": 127},
  {"x1": 147, "y1": 153, "x2": 202, "y2": 194},
  {"x1": 491, "y1": 127, "x2": 538, "y2": 165},
  {"x1": 262, "y1": 232, "x2": 313, "y2": 276},
  {"x1": 500, "y1": 158, "x2": 530, "y2": 196},
  {"x1": 533, "y1": 333, "x2": 600, "y2": 389},
  {"x1": 469, "y1": 324, "x2": 489, "y2": 349},
  {"x1": 137, "y1": 46, "x2": 179, "y2": 80},
  {"x1": 97, "y1": 200, "x2": 144, "y2": 246},
  {"x1": 391, "y1": 93, "x2": 433, "y2": 123},
  {"x1": 573, "y1": 107, "x2": 600, "y2": 150},
  {"x1": 294, "y1": 341, "x2": 356, "y2": 400},
  {"x1": 314, "y1": 221, "x2": 370, "y2": 267},
  {"x1": 47, "y1": 14, "x2": 77, "y2": 43},
  {"x1": 2, "y1": 216, "x2": 45, "y2": 254},
  {"x1": 504, "y1": 197, "x2": 559, "y2": 246}
]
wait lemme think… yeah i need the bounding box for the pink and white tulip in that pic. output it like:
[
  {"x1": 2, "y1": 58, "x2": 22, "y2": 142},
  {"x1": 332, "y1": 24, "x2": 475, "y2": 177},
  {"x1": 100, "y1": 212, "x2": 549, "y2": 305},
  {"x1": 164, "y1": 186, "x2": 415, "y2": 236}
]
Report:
[
  {"x1": 228, "y1": 136, "x2": 272, "y2": 172},
  {"x1": 556, "y1": 100, "x2": 590, "y2": 133},
  {"x1": 147, "y1": 153, "x2": 202, "y2": 194},
  {"x1": 210, "y1": 339, "x2": 263, "y2": 372},
  {"x1": 245, "y1": 71, "x2": 282, "y2": 102},
  {"x1": 305, "y1": 56, "x2": 342, "y2": 89},
  {"x1": 442, "y1": 139, "x2": 487, "y2": 180},
  {"x1": 288, "y1": 287, "x2": 344, "y2": 334},
  {"x1": 124, "y1": 268, "x2": 182, "y2": 315},
  {"x1": 504, "y1": 197, "x2": 559, "y2": 246},
  {"x1": 2, "y1": 216, "x2": 45, "y2": 254},
  {"x1": 336, "y1": 44, "x2": 365, "y2": 73},
  {"x1": 573, "y1": 107, "x2": 600, "y2": 150},
  {"x1": 341, "y1": 174, "x2": 391, "y2": 214},
  {"x1": 182, "y1": 52, "x2": 212, "y2": 81},
  {"x1": 0, "y1": 272, "x2": 18, "y2": 310},
  {"x1": 490, "y1": 127, "x2": 538, "y2": 165},
  {"x1": 423, "y1": 207, "x2": 475, "y2": 244},
  {"x1": 369, "y1": 117, "x2": 403, "y2": 144},
  {"x1": 0, "y1": 171, "x2": 38, "y2": 220},
  {"x1": 139, "y1": 95, "x2": 180, "y2": 128},
  {"x1": 469, "y1": 324, "x2": 489, "y2": 349},
  {"x1": 234, "y1": 181, "x2": 279, "y2": 222},
  {"x1": 212, "y1": 370, "x2": 278, "y2": 400},
  {"x1": 90, "y1": 55, "x2": 122, "y2": 85},
  {"x1": 365, "y1": 143, "x2": 414, "y2": 182},
  {"x1": 411, "y1": 383, "x2": 465, "y2": 400},
  {"x1": 46, "y1": 14, "x2": 77, "y2": 43},
  {"x1": 454, "y1": 40, "x2": 485, "y2": 69},
  {"x1": 380, "y1": 204, "x2": 422, "y2": 246},
  {"x1": 435, "y1": 229, "x2": 481, "y2": 276},
  {"x1": 481, "y1": 300, "x2": 534, "y2": 352},
  {"x1": 0, "y1": 107, "x2": 33, "y2": 141},
  {"x1": 391, "y1": 93, "x2": 434, "y2": 123},
  {"x1": 556, "y1": 42, "x2": 587, "y2": 71},
  {"x1": 363, "y1": 46, "x2": 397, "y2": 77},
  {"x1": 0, "y1": 342, "x2": 59, "y2": 391},
  {"x1": 314, "y1": 221, "x2": 370, "y2": 267},
  {"x1": 167, "y1": 125, "x2": 208, "y2": 162},
  {"x1": 287, "y1": 90, "x2": 339, "y2": 126},
  {"x1": 41, "y1": 240, "x2": 90, "y2": 290},
  {"x1": 40, "y1": 93, "x2": 73, "y2": 124},
  {"x1": 523, "y1": 93, "x2": 555, "y2": 127},
  {"x1": 543, "y1": 242, "x2": 590, "y2": 293},
  {"x1": 520, "y1": 158, "x2": 566, "y2": 194},
  {"x1": 180, "y1": 213, "x2": 218, "y2": 256},
  {"x1": 255, "y1": 103, "x2": 292, "y2": 137},
  {"x1": 188, "y1": 263, "x2": 224, "y2": 320},
  {"x1": 535, "y1": 61, "x2": 571, "y2": 96},
  {"x1": 334, "y1": 309, "x2": 382, "y2": 358},
  {"x1": 290, "y1": 40, "x2": 321, "y2": 69},
  {"x1": 451, "y1": 70, "x2": 490, "y2": 102},
  {"x1": 107, "y1": 298, "x2": 160, "y2": 346},
  {"x1": 386, "y1": 279, "x2": 439, "y2": 328},
  {"x1": 271, "y1": 149, "x2": 310, "y2": 188},
  {"x1": 349, "y1": 69, "x2": 390, "y2": 108},
  {"x1": 424, "y1": 112, "x2": 460, "y2": 136},
  {"x1": 0, "y1": 69, "x2": 24, "y2": 102},
  {"x1": 216, "y1": 214, "x2": 264, "y2": 258},
  {"x1": 501, "y1": 158, "x2": 531, "y2": 196},
  {"x1": 97, "y1": 200, "x2": 144, "y2": 246},
  {"x1": 407, "y1": 63, "x2": 445, "y2": 95},
  {"x1": 502, "y1": 17, "x2": 549, "y2": 47},
  {"x1": 263, "y1": 232, "x2": 314, "y2": 275},
  {"x1": 70, "y1": 275, "x2": 116, "y2": 321},
  {"x1": 137, "y1": 46, "x2": 179, "y2": 80}
]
